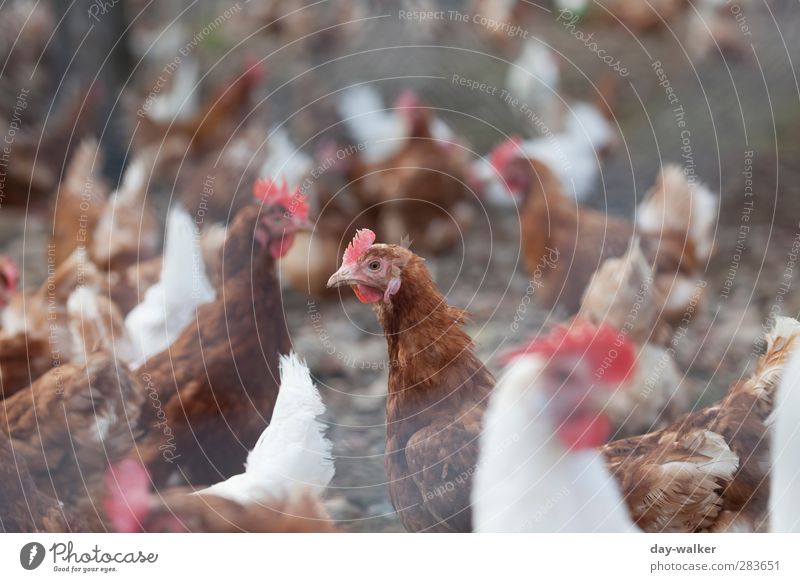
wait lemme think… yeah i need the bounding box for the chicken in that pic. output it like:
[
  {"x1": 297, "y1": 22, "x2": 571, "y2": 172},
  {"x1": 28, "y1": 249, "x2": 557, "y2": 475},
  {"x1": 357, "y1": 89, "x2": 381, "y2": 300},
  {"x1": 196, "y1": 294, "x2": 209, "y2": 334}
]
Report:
[
  {"x1": 135, "y1": 179, "x2": 309, "y2": 486},
  {"x1": 105, "y1": 353, "x2": 335, "y2": 532},
  {"x1": 505, "y1": 38, "x2": 562, "y2": 135},
  {"x1": 579, "y1": 242, "x2": 697, "y2": 434},
  {"x1": 476, "y1": 317, "x2": 800, "y2": 532},
  {"x1": 90, "y1": 156, "x2": 159, "y2": 274},
  {"x1": 0, "y1": 86, "x2": 98, "y2": 208},
  {"x1": 0, "y1": 351, "x2": 143, "y2": 506},
  {"x1": 557, "y1": 0, "x2": 688, "y2": 33},
  {"x1": 327, "y1": 229, "x2": 494, "y2": 532},
  {"x1": 0, "y1": 430, "x2": 86, "y2": 533},
  {"x1": 340, "y1": 87, "x2": 473, "y2": 253},
  {"x1": 66, "y1": 286, "x2": 137, "y2": 366},
  {"x1": 770, "y1": 336, "x2": 800, "y2": 532},
  {"x1": 125, "y1": 205, "x2": 215, "y2": 368},
  {"x1": 603, "y1": 316, "x2": 800, "y2": 532},
  {"x1": 49, "y1": 138, "x2": 109, "y2": 268},
  {"x1": 473, "y1": 323, "x2": 639, "y2": 532},
  {"x1": 134, "y1": 58, "x2": 265, "y2": 157},
  {"x1": 1, "y1": 248, "x2": 101, "y2": 396},
  {"x1": 490, "y1": 154, "x2": 718, "y2": 314},
  {"x1": 476, "y1": 97, "x2": 615, "y2": 207}
]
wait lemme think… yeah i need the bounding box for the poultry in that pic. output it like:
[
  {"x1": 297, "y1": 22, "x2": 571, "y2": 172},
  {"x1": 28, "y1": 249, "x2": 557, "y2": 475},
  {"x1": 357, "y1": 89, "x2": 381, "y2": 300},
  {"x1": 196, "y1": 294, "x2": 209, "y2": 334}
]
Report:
[
  {"x1": 579, "y1": 243, "x2": 690, "y2": 435},
  {"x1": 635, "y1": 165, "x2": 719, "y2": 321},
  {"x1": 134, "y1": 58, "x2": 265, "y2": 157},
  {"x1": 49, "y1": 138, "x2": 109, "y2": 268},
  {"x1": 125, "y1": 204, "x2": 215, "y2": 368},
  {"x1": 556, "y1": 0, "x2": 688, "y2": 33},
  {"x1": 0, "y1": 350, "x2": 143, "y2": 507},
  {"x1": 339, "y1": 87, "x2": 472, "y2": 253},
  {"x1": 277, "y1": 137, "x2": 378, "y2": 296},
  {"x1": 135, "y1": 179, "x2": 309, "y2": 487},
  {"x1": 105, "y1": 353, "x2": 336, "y2": 532},
  {"x1": 67, "y1": 286, "x2": 137, "y2": 366},
  {"x1": 504, "y1": 38, "x2": 562, "y2": 136},
  {"x1": 603, "y1": 316, "x2": 800, "y2": 532},
  {"x1": 327, "y1": 229, "x2": 495, "y2": 532},
  {"x1": 90, "y1": 155, "x2": 160, "y2": 274},
  {"x1": 490, "y1": 154, "x2": 718, "y2": 314},
  {"x1": 473, "y1": 322, "x2": 639, "y2": 532},
  {"x1": 770, "y1": 331, "x2": 800, "y2": 532},
  {"x1": 0, "y1": 85, "x2": 98, "y2": 208},
  {"x1": 0, "y1": 430, "x2": 87, "y2": 533},
  {"x1": 478, "y1": 317, "x2": 800, "y2": 532},
  {"x1": 0, "y1": 248, "x2": 101, "y2": 397}
]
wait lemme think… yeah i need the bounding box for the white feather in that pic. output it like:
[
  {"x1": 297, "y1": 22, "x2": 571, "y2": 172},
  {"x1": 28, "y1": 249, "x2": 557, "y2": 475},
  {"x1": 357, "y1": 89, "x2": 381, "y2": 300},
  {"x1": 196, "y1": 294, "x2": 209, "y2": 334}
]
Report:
[
  {"x1": 125, "y1": 205, "x2": 215, "y2": 367},
  {"x1": 148, "y1": 56, "x2": 200, "y2": 122},
  {"x1": 260, "y1": 127, "x2": 313, "y2": 189},
  {"x1": 197, "y1": 352, "x2": 335, "y2": 504},
  {"x1": 473, "y1": 357, "x2": 638, "y2": 532}
]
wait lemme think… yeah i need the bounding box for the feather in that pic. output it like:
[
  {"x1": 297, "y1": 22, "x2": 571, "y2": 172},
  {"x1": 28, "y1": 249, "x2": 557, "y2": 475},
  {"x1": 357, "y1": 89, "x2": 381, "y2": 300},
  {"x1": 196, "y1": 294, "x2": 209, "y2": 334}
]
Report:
[
  {"x1": 125, "y1": 205, "x2": 215, "y2": 367},
  {"x1": 771, "y1": 337, "x2": 800, "y2": 531},
  {"x1": 196, "y1": 352, "x2": 334, "y2": 504}
]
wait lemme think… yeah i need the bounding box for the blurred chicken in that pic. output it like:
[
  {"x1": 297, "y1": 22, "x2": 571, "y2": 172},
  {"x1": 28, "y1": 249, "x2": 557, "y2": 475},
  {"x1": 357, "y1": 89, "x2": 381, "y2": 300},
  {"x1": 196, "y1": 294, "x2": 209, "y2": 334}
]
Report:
[
  {"x1": 490, "y1": 154, "x2": 718, "y2": 313},
  {"x1": 341, "y1": 88, "x2": 474, "y2": 253},
  {"x1": 134, "y1": 58, "x2": 265, "y2": 157},
  {"x1": 557, "y1": 0, "x2": 688, "y2": 32},
  {"x1": 105, "y1": 353, "x2": 335, "y2": 532},
  {"x1": 49, "y1": 138, "x2": 109, "y2": 267},
  {"x1": 0, "y1": 351, "x2": 143, "y2": 506},
  {"x1": 135, "y1": 180, "x2": 309, "y2": 486},
  {"x1": 0, "y1": 430, "x2": 86, "y2": 532},
  {"x1": 604, "y1": 316, "x2": 800, "y2": 532},
  {"x1": 0, "y1": 86, "x2": 98, "y2": 208},
  {"x1": 0, "y1": 256, "x2": 19, "y2": 314},
  {"x1": 474, "y1": 323, "x2": 639, "y2": 532},
  {"x1": 67, "y1": 286, "x2": 137, "y2": 366},
  {"x1": 90, "y1": 156, "x2": 159, "y2": 273},
  {"x1": 125, "y1": 205, "x2": 215, "y2": 368},
  {"x1": 505, "y1": 38, "x2": 562, "y2": 135}
]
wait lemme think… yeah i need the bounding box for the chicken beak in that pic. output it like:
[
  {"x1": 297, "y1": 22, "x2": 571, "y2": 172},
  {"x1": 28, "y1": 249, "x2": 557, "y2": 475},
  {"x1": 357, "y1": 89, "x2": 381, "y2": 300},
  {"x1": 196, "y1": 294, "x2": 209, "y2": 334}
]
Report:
[{"x1": 327, "y1": 266, "x2": 354, "y2": 289}]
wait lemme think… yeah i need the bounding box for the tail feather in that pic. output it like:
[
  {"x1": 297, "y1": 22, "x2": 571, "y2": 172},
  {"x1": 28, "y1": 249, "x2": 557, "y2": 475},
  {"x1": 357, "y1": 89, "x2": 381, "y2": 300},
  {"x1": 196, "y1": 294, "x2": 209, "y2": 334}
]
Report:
[
  {"x1": 741, "y1": 316, "x2": 800, "y2": 409},
  {"x1": 196, "y1": 352, "x2": 334, "y2": 505}
]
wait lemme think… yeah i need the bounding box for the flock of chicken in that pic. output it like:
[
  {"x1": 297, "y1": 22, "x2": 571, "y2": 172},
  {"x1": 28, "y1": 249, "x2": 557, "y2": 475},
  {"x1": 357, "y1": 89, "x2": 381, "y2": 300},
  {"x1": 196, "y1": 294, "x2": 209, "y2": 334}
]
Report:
[{"x1": 1, "y1": 3, "x2": 798, "y2": 534}]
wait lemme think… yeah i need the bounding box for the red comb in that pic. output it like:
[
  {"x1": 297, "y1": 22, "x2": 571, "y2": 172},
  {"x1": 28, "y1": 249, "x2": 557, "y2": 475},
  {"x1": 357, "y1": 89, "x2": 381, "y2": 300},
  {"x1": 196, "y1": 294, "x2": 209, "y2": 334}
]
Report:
[
  {"x1": 502, "y1": 320, "x2": 635, "y2": 383},
  {"x1": 252, "y1": 177, "x2": 309, "y2": 219},
  {"x1": 103, "y1": 459, "x2": 151, "y2": 533},
  {"x1": 490, "y1": 136, "x2": 523, "y2": 171},
  {"x1": 394, "y1": 89, "x2": 420, "y2": 110},
  {"x1": 342, "y1": 229, "x2": 376, "y2": 265},
  {"x1": 0, "y1": 257, "x2": 19, "y2": 294}
]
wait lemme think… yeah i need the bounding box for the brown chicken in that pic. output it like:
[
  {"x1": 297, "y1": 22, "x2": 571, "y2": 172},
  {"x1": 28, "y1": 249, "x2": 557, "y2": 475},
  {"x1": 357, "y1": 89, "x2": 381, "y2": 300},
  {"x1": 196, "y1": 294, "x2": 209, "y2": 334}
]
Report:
[
  {"x1": 327, "y1": 229, "x2": 494, "y2": 532},
  {"x1": 134, "y1": 58, "x2": 265, "y2": 157},
  {"x1": 103, "y1": 459, "x2": 335, "y2": 533},
  {"x1": 0, "y1": 430, "x2": 86, "y2": 532},
  {"x1": 491, "y1": 148, "x2": 716, "y2": 315},
  {"x1": 0, "y1": 351, "x2": 143, "y2": 506},
  {"x1": 135, "y1": 179, "x2": 309, "y2": 487},
  {"x1": 49, "y1": 138, "x2": 109, "y2": 267},
  {"x1": 347, "y1": 90, "x2": 474, "y2": 253},
  {"x1": 0, "y1": 255, "x2": 19, "y2": 313},
  {"x1": 603, "y1": 316, "x2": 800, "y2": 532}
]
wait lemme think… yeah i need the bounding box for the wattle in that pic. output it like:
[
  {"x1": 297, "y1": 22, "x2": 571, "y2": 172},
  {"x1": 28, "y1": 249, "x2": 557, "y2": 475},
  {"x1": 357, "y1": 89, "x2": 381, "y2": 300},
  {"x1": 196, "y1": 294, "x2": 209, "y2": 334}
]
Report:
[{"x1": 353, "y1": 285, "x2": 383, "y2": 304}]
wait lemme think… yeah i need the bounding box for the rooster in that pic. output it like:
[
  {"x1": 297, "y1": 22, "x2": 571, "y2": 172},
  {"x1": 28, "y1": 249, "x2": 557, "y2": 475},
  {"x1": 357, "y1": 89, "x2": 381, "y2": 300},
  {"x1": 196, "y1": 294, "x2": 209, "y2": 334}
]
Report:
[
  {"x1": 135, "y1": 179, "x2": 310, "y2": 486},
  {"x1": 327, "y1": 229, "x2": 494, "y2": 532},
  {"x1": 474, "y1": 323, "x2": 639, "y2": 532},
  {"x1": 105, "y1": 353, "x2": 335, "y2": 532},
  {"x1": 476, "y1": 317, "x2": 800, "y2": 532}
]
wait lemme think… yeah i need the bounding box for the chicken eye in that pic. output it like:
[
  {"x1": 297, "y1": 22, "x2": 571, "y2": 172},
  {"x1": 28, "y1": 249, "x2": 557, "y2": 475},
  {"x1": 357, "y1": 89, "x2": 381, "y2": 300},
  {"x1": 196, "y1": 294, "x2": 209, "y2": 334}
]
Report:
[{"x1": 368, "y1": 260, "x2": 381, "y2": 271}]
